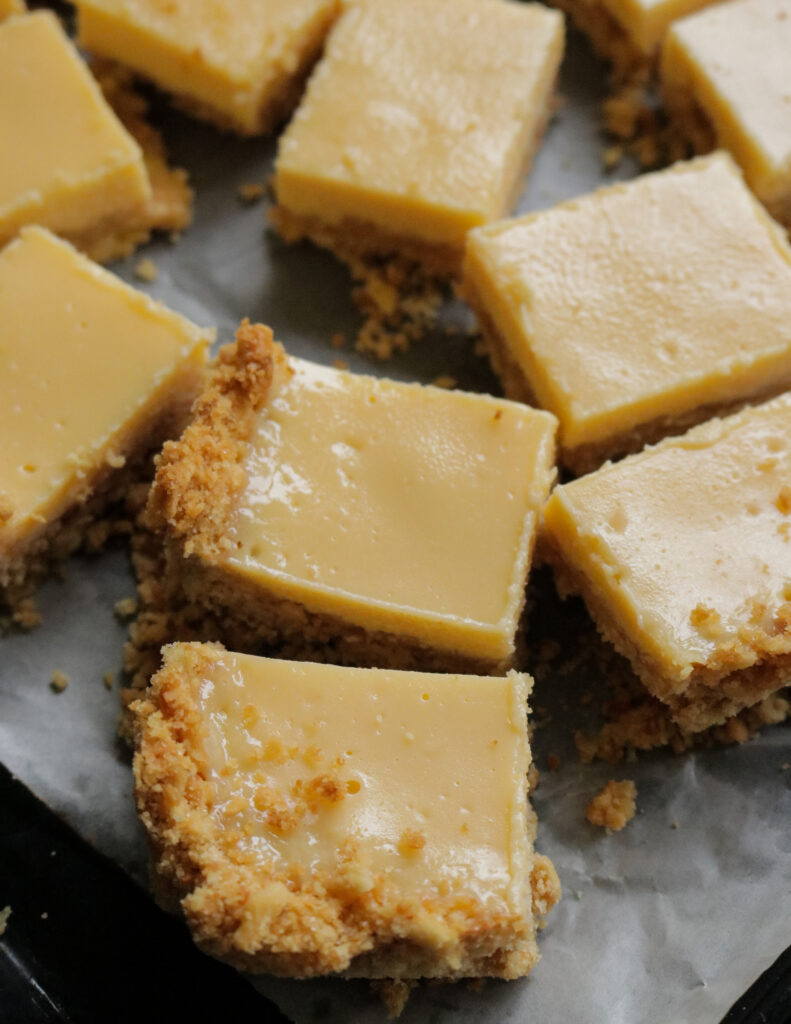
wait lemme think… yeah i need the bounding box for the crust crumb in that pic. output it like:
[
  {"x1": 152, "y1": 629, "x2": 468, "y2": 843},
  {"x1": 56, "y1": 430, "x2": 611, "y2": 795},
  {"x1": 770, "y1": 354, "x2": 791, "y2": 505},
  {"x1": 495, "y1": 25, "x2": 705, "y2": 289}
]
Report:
[
  {"x1": 397, "y1": 828, "x2": 427, "y2": 855},
  {"x1": 50, "y1": 670, "x2": 70, "y2": 693},
  {"x1": 134, "y1": 257, "x2": 158, "y2": 283},
  {"x1": 237, "y1": 182, "x2": 267, "y2": 204},
  {"x1": 372, "y1": 979, "x2": 414, "y2": 1019},
  {"x1": 586, "y1": 779, "x2": 637, "y2": 831},
  {"x1": 114, "y1": 597, "x2": 139, "y2": 620}
]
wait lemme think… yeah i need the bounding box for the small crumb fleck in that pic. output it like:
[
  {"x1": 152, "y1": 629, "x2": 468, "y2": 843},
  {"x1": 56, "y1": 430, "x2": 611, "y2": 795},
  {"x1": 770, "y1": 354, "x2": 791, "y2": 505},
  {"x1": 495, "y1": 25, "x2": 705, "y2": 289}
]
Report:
[
  {"x1": 114, "y1": 597, "x2": 138, "y2": 620},
  {"x1": 586, "y1": 779, "x2": 637, "y2": 832},
  {"x1": 602, "y1": 144, "x2": 624, "y2": 170},
  {"x1": 547, "y1": 753, "x2": 561, "y2": 772},
  {"x1": 398, "y1": 828, "x2": 426, "y2": 855},
  {"x1": 50, "y1": 670, "x2": 69, "y2": 693},
  {"x1": 776, "y1": 486, "x2": 791, "y2": 515},
  {"x1": 781, "y1": 763, "x2": 790, "y2": 772},
  {"x1": 134, "y1": 257, "x2": 158, "y2": 283},
  {"x1": 332, "y1": 357, "x2": 349, "y2": 371},
  {"x1": 432, "y1": 375, "x2": 457, "y2": 390},
  {"x1": 671, "y1": 820, "x2": 680, "y2": 830},
  {"x1": 105, "y1": 451, "x2": 126, "y2": 469},
  {"x1": 237, "y1": 181, "x2": 266, "y2": 204},
  {"x1": 330, "y1": 332, "x2": 346, "y2": 349},
  {"x1": 103, "y1": 672, "x2": 115, "y2": 690},
  {"x1": 41, "y1": 912, "x2": 48, "y2": 920},
  {"x1": 0, "y1": 907, "x2": 10, "y2": 936}
]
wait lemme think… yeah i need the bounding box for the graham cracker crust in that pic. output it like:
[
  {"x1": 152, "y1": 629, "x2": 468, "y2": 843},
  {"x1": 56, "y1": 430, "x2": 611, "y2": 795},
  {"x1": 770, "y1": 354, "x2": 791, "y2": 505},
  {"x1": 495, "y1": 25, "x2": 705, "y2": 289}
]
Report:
[
  {"x1": 466, "y1": 273, "x2": 791, "y2": 475},
  {"x1": 132, "y1": 641, "x2": 560, "y2": 986},
  {"x1": 539, "y1": 531, "x2": 791, "y2": 733}
]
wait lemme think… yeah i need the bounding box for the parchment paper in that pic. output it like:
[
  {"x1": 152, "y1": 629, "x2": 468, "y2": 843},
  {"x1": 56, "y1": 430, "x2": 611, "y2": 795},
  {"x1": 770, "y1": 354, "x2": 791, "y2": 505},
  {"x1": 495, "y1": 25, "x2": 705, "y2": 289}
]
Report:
[{"x1": 0, "y1": 28, "x2": 789, "y2": 1024}]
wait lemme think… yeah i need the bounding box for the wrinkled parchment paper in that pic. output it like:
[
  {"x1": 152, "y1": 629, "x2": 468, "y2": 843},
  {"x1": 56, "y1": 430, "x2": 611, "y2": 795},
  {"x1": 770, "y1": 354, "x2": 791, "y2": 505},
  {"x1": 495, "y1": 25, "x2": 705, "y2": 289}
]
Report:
[{"x1": 0, "y1": 30, "x2": 789, "y2": 1024}]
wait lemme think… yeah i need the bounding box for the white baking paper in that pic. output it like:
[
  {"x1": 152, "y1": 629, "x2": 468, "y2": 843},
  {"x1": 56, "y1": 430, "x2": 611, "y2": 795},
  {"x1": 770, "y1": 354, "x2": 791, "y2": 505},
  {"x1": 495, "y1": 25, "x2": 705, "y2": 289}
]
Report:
[{"x1": 0, "y1": 28, "x2": 789, "y2": 1024}]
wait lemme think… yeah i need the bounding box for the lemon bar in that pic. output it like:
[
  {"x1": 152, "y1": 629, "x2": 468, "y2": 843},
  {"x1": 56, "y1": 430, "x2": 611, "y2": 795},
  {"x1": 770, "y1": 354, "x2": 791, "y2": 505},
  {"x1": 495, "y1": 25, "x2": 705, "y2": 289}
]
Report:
[
  {"x1": 147, "y1": 322, "x2": 557, "y2": 673},
  {"x1": 272, "y1": 0, "x2": 564, "y2": 276},
  {"x1": 0, "y1": 11, "x2": 156, "y2": 259},
  {"x1": 662, "y1": 0, "x2": 791, "y2": 229},
  {"x1": 464, "y1": 154, "x2": 791, "y2": 473},
  {"x1": 75, "y1": 0, "x2": 341, "y2": 136},
  {"x1": 134, "y1": 643, "x2": 560, "y2": 980},
  {"x1": 0, "y1": 227, "x2": 212, "y2": 616},
  {"x1": 541, "y1": 394, "x2": 791, "y2": 733}
]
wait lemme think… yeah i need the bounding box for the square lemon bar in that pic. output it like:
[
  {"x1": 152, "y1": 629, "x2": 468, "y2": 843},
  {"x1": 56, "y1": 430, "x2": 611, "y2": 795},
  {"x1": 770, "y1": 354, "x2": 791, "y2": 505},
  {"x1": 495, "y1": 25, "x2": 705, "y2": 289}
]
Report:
[
  {"x1": 464, "y1": 154, "x2": 791, "y2": 474},
  {"x1": 134, "y1": 643, "x2": 560, "y2": 981},
  {"x1": 0, "y1": 11, "x2": 155, "y2": 260},
  {"x1": 0, "y1": 227, "x2": 212, "y2": 617},
  {"x1": 662, "y1": 0, "x2": 791, "y2": 229},
  {"x1": 541, "y1": 394, "x2": 791, "y2": 733},
  {"x1": 147, "y1": 322, "x2": 557, "y2": 673},
  {"x1": 75, "y1": 0, "x2": 341, "y2": 136},
  {"x1": 272, "y1": 0, "x2": 564, "y2": 276}
]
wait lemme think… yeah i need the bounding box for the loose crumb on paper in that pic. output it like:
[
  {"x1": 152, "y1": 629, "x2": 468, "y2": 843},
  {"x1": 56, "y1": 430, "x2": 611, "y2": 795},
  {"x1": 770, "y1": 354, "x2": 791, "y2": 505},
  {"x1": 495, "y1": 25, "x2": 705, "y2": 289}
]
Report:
[
  {"x1": 432, "y1": 375, "x2": 457, "y2": 390},
  {"x1": 134, "y1": 257, "x2": 158, "y2": 283},
  {"x1": 103, "y1": 672, "x2": 115, "y2": 690},
  {"x1": 237, "y1": 182, "x2": 267, "y2": 204},
  {"x1": 0, "y1": 907, "x2": 10, "y2": 937},
  {"x1": 114, "y1": 597, "x2": 139, "y2": 621},
  {"x1": 50, "y1": 670, "x2": 70, "y2": 693},
  {"x1": 586, "y1": 779, "x2": 637, "y2": 832}
]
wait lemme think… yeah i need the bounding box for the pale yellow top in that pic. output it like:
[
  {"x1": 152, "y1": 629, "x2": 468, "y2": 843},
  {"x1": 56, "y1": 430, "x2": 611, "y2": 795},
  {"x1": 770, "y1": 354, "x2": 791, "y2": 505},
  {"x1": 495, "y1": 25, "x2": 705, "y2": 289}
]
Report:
[
  {"x1": 0, "y1": 0, "x2": 24, "y2": 21},
  {"x1": 275, "y1": 0, "x2": 564, "y2": 248},
  {"x1": 465, "y1": 154, "x2": 791, "y2": 452},
  {"x1": 76, "y1": 0, "x2": 340, "y2": 133},
  {"x1": 601, "y1": 0, "x2": 718, "y2": 55},
  {"x1": 226, "y1": 355, "x2": 557, "y2": 662},
  {"x1": 543, "y1": 393, "x2": 791, "y2": 691},
  {"x1": 197, "y1": 648, "x2": 532, "y2": 910},
  {"x1": 0, "y1": 11, "x2": 149, "y2": 247},
  {"x1": 663, "y1": 0, "x2": 791, "y2": 203},
  {"x1": 0, "y1": 227, "x2": 211, "y2": 543}
]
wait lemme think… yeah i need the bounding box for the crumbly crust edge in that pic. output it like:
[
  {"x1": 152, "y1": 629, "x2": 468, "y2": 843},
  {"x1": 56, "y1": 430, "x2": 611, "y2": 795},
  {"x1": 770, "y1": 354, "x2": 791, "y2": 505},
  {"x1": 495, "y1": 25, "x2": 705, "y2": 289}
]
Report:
[
  {"x1": 132, "y1": 642, "x2": 560, "y2": 981},
  {"x1": 146, "y1": 320, "x2": 278, "y2": 559}
]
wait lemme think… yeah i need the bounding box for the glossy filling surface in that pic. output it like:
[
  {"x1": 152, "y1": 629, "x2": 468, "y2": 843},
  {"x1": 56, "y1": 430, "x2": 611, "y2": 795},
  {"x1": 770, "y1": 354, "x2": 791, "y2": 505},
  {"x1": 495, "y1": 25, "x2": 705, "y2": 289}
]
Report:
[
  {"x1": 226, "y1": 355, "x2": 556, "y2": 658},
  {"x1": 0, "y1": 228, "x2": 210, "y2": 537},
  {"x1": 543, "y1": 394, "x2": 791, "y2": 684},
  {"x1": 275, "y1": 0, "x2": 563, "y2": 247},
  {"x1": 0, "y1": 11, "x2": 148, "y2": 241},
  {"x1": 465, "y1": 155, "x2": 791, "y2": 451},
  {"x1": 662, "y1": 0, "x2": 791, "y2": 201},
  {"x1": 198, "y1": 650, "x2": 530, "y2": 909}
]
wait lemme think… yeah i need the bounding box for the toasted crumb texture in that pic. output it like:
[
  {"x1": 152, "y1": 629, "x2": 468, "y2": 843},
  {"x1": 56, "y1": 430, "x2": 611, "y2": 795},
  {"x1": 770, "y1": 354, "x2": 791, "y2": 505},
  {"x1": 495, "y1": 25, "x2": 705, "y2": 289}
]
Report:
[
  {"x1": 132, "y1": 644, "x2": 559, "y2": 983},
  {"x1": 50, "y1": 670, "x2": 70, "y2": 693},
  {"x1": 586, "y1": 780, "x2": 637, "y2": 831}
]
